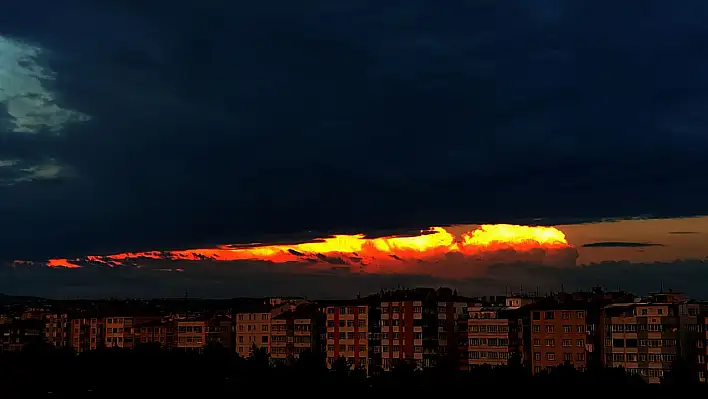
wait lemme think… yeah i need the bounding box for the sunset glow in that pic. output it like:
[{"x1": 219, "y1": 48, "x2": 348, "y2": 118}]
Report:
[{"x1": 33, "y1": 224, "x2": 570, "y2": 269}]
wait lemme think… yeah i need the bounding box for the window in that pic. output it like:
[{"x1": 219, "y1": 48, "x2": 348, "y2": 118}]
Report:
[
  {"x1": 576, "y1": 311, "x2": 585, "y2": 319},
  {"x1": 534, "y1": 352, "x2": 541, "y2": 361},
  {"x1": 545, "y1": 311, "x2": 555, "y2": 320},
  {"x1": 563, "y1": 353, "x2": 572, "y2": 362},
  {"x1": 546, "y1": 352, "x2": 555, "y2": 361},
  {"x1": 545, "y1": 325, "x2": 555, "y2": 333},
  {"x1": 533, "y1": 312, "x2": 541, "y2": 320},
  {"x1": 533, "y1": 339, "x2": 541, "y2": 346},
  {"x1": 562, "y1": 339, "x2": 572, "y2": 347},
  {"x1": 577, "y1": 339, "x2": 585, "y2": 347},
  {"x1": 563, "y1": 325, "x2": 571, "y2": 333},
  {"x1": 533, "y1": 325, "x2": 540, "y2": 333},
  {"x1": 544, "y1": 339, "x2": 555, "y2": 347}
]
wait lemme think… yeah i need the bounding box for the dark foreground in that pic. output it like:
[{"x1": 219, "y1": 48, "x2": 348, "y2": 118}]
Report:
[{"x1": 1, "y1": 344, "x2": 704, "y2": 396}]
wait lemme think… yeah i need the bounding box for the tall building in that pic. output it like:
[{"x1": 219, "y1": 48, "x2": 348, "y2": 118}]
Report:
[
  {"x1": 325, "y1": 299, "x2": 376, "y2": 370},
  {"x1": 235, "y1": 305, "x2": 274, "y2": 357},
  {"x1": 466, "y1": 305, "x2": 515, "y2": 368},
  {"x1": 378, "y1": 288, "x2": 468, "y2": 370},
  {"x1": 71, "y1": 318, "x2": 104, "y2": 352},
  {"x1": 235, "y1": 301, "x2": 309, "y2": 357},
  {"x1": 104, "y1": 316, "x2": 160, "y2": 349},
  {"x1": 600, "y1": 291, "x2": 699, "y2": 384},
  {"x1": 522, "y1": 297, "x2": 590, "y2": 374},
  {"x1": 270, "y1": 304, "x2": 320, "y2": 362},
  {"x1": 44, "y1": 313, "x2": 69, "y2": 348}
]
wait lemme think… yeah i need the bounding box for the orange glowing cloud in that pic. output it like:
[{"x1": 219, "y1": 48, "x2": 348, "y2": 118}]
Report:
[{"x1": 32, "y1": 224, "x2": 570, "y2": 271}]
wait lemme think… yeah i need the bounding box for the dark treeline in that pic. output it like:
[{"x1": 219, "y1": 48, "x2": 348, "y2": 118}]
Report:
[{"x1": 0, "y1": 343, "x2": 702, "y2": 396}]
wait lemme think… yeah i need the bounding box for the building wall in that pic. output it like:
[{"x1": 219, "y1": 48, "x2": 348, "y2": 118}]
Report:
[
  {"x1": 326, "y1": 304, "x2": 369, "y2": 369},
  {"x1": 235, "y1": 312, "x2": 271, "y2": 357},
  {"x1": 529, "y1": 309, "x2": 588, "y2": 374},
  {"x1": 467, "y1": 308, "x2": 512, "y2": 367},
  {"x1": 136, "y1": 325, "x2": 168, "y2": 347},
  {"x1": 380, "y1": 300, "x2": 421, "y2": 370},
  {"x1": 174, "y1": 320, "x2": 206, "y2": 351},
  {"x1": 270, "y1": 318, "x2": 288, "y2": 361},
  {"x1": 293, "y1": 318, "x2": 316, "y2": 357},
  {"x1": 70, "y1": 318, "x2": 103, "y2": 352},
  {"x1": 45, "y1": 313, "x2": 69, "y2": 348},
  {"x1": 602, "y1": 303, "x2": 680, "y2": 384},
  {"x1": 105, "y1": 317, "x2": 135, "y2": 349}
]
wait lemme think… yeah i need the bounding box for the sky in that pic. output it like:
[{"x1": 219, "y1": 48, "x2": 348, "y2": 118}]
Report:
[{"x1": 1, "y1": 1, "x2": 708, "y2": 299}]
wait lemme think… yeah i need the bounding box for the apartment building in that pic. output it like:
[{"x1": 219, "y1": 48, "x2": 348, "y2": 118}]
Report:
[
  {"x1": 207, "y1": 315, "x2": 234, "y2": 350},
  {"x1": 104, "y1": 316, "x2": 160, "y2": 349},
  {"x1": 325, "y1": 299, "x2": 374, "y2": 369},
  {"x1": 0, "y1": 319, "x2": 43, "y2": 352},
  {"x1": 174, "y1": 319, "x2": 206, "y2": 351},
  {"x1": 235, "y1": 306, "x2": 273, "y2": 357},
  {"x1": 135, "y1": 320, "x2": 171, "y2": 347},
  {"x1": 70, "y1": 317, "x2": 104, "y2": 352},
  {"x1": 44, "y1": 313, "x2": 69, "y2": 348},
  {"x1": 466, "y1": 305, "x2": 517, "y2": 368},
  {"x1": 601, "y1": 292, "x2": 696, "y2": 384},
  {"x1": 379, "y1": 288, "x2": 468, "y2": 371},
  {"x1": 698, "y1": 309, "x2": 708, "y2": 383},
  {"x1": 523, "y1": 298, "x2": 590, "y2": 374},
  {"x1": 270, "y1": 305, "x2": 320, "y2": 362}
]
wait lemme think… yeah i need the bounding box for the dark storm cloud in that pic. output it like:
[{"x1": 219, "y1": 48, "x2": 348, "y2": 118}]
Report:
[
  {"x1": 4, "y1": 257, "x2": 708, "y2": 299},
  {"x1": 582, "y1": 242, "x2": 664, "y2": 248},
  {"x1": 1, "y1": 1, "x2": 708, "y2": 261}
]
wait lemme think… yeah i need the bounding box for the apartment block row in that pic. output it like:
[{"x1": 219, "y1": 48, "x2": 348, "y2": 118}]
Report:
[
  {"x1": 458, "y1": 290, "x2": 708, "y2": 384},
  {"x1": 7, "y1": 287, "x2": 708, "y2": 384},
  {"x1": 6, "y1": 313, "x2": 233, "y2": 353}
]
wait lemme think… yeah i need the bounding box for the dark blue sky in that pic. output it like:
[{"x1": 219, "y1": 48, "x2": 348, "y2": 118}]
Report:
[{"x1": 1, "y1": 1, "x2": 707, "y2": 297}]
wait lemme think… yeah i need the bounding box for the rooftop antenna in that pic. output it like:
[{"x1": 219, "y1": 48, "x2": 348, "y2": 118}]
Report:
[{"x1": 660, "y1": 281, "x2": 664, "y2": 293}]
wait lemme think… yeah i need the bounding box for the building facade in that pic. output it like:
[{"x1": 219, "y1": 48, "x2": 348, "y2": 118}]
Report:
[
  {"x1": 325, "y1": 301, "x2": 372, "y2": 369},
  {"x1": 174, "y1": 319, "x2": 206, "y2": 351},
  {"x1": 70, "y1": 318, "x2": 104, "y2": 352},
  {"x1": 44, "y1": 313, "x2": 69, "y2": 348},
  {"x1": 523, "y1": 299, "x2": 589, "y2": 374}
]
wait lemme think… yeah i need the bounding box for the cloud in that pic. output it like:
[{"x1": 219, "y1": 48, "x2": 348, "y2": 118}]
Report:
[
  {"x1": 582, "y1": 242, "x2": 664, "y2": 248},
  {"x1": 1, "y1": 1, "x2": 708, "y2": 260},
  {"x1": 4, "y1": 255, "x2": 708, "y2": 300},
  {"x1": 0, "y1": 35, "x2": 89, "y2": 133}
]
